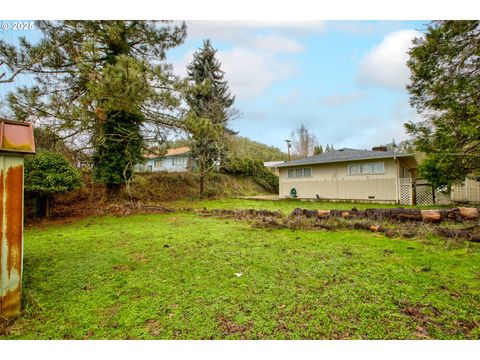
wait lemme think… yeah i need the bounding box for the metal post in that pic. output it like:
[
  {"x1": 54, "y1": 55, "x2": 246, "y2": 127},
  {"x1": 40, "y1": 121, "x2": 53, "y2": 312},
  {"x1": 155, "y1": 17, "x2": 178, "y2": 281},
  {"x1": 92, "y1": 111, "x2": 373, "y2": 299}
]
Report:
[{"x1": 0, "y1": 120, "x2": 35, "y2": 318}]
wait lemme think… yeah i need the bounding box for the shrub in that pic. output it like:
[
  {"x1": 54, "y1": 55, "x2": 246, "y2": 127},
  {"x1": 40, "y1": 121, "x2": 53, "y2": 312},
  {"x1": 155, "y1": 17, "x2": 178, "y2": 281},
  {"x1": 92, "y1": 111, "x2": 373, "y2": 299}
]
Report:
[
  {"x1": 221, "y1": 157, "x2": 279, "y2": 193},
  {"x1": 24, "y1": 150, "x2": 82, "y2": 217}
]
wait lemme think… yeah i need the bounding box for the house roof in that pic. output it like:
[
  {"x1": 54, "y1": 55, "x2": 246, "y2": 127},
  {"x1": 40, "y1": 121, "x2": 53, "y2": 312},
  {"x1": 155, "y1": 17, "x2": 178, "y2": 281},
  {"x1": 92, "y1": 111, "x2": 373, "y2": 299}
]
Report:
[
  {"x1": 276, "y1": 148, "x2": 414, "y2": 168},
  {"x1": 145, "y1": 146, "x2": 190, "y2": 159},
  {"x1": 263, "y1": 161, "x2": 285, "y2": 168}
]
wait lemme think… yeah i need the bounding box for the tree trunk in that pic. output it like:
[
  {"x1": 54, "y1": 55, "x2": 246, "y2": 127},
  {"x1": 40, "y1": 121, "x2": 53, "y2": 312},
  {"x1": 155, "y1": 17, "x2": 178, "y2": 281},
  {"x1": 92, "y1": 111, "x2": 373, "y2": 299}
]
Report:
[
  {"x1": 39, "y1": 194, "x2": 53, "y2": 219},
  {"x1": 199, "y1": 174, "x2": 205, "y2": 198}
]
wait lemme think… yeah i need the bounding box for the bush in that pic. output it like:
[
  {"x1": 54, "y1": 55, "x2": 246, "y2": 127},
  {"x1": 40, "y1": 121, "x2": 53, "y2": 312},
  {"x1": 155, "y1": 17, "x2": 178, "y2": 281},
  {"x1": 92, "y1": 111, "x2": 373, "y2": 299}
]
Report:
[
  {"x1": 24, "y1": 150, "x2": 82, "y2": 217},
  {"x1": 221, "y1": 157, "x2": 279, "y2": 193}
]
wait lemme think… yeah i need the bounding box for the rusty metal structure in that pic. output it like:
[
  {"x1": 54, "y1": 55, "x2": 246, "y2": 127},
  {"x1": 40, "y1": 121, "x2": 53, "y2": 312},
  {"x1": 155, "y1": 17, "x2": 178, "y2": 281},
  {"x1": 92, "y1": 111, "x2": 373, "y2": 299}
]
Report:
[{"x1": 0, "y1": 119, "x2": 35, "y2": 318}]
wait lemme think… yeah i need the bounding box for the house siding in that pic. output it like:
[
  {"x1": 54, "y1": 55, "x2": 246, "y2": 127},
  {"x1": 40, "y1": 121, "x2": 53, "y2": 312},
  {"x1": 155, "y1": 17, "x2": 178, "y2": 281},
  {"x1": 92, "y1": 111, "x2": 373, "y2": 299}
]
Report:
[
  {"x1": 279, "y1": 158, "x2": 402, "y2": 202},
  {"x1": 137, "y1": 154, "x2": 191, "y2": 172}
]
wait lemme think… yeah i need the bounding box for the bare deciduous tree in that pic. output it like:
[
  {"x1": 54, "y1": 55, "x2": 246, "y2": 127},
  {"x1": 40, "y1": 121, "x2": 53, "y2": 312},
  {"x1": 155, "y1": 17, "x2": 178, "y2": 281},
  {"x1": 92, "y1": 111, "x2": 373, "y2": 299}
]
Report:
[{"x1": 290, "y1": 124, "x2": 319, "y2": 158}]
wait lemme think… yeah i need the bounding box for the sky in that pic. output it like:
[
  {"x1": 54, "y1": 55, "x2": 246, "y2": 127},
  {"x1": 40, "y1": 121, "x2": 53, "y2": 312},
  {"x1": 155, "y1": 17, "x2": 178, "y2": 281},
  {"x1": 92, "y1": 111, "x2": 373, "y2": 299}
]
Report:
[{"x1": 0, "y1": 20, "x2": 428, "y2": 152}]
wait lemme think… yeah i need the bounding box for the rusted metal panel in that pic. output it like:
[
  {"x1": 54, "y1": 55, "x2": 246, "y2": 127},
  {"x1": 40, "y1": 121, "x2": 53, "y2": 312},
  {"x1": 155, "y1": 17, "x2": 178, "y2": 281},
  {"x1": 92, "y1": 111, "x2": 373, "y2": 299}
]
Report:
[
  {"x1": 0, "y1": 119, "x2": 36, "y2": 154},
  {"x1": 0, "y1": 120, "x2": 34, "y2": 318},
  {"x1": 0, "y1": 156, "x2": 25, "y2": 317}
]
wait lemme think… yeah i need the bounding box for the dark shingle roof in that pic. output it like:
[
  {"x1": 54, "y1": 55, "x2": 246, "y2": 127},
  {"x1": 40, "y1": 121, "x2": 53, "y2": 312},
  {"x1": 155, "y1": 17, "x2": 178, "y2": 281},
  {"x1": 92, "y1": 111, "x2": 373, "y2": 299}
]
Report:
[{"x1": 276, "y1": 148, "x2": 413, "y2": 168}]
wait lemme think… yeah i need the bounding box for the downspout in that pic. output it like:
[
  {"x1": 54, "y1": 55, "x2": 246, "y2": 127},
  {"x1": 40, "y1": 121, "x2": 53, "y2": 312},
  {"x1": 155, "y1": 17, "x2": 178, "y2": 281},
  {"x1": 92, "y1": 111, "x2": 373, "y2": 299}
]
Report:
[{"x1": 394, "y1": 156, "x2": 399, "y2": 204}]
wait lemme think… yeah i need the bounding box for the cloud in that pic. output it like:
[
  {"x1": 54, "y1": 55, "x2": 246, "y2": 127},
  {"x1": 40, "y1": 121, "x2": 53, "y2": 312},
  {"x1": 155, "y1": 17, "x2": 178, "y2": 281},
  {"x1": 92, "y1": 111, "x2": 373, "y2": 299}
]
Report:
[
  {"x1": 171, "y1": 21, "x2": 309, "y2": 100},
  {"x1": 172, "y1": 47, "x2": 298, "y2": 100},
  {"x1": 357, "y1": 30, "x2": 423, "y2": 91},
  {"x1": 185, "y1": 21, "x2": 325, "y2": 41},
  {"x1": 319, "y1": 91, "x2": 366, "y2": 107},
  {"x1": 249, "y1": 35, "x2": 304, "y2": 53},
  {"x1": 218, "y1": 47, "x2": 298, "y2": 99}
]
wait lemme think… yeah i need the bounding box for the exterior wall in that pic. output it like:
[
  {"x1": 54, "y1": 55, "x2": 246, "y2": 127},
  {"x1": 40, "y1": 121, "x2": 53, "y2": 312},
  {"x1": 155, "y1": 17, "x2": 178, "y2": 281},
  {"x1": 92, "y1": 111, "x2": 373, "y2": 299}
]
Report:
[
  {"x1": 0, "y1": 155, "x2": 24, "y2": 317},
  {"x1": 279, "y1": 158, "x2": 402, "y2": 202},
  {"x1": 137, "y1": 154, "x2": 192, "y2": 172}
]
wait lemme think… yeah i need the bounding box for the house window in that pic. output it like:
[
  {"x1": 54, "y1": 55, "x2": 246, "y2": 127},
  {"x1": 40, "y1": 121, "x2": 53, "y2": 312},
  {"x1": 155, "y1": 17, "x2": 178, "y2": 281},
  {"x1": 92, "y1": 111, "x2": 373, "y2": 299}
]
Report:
[
  {"x1": 348, "y1": 164, "x2": 361, "y2": 175},
  {"x1": 154, "y1": 160, "x2": 161, "y2": 168},
  {"x1": 348, "y1": 162, "x2": 385, "y2": 175},
  {"x1": 361, "y1": 163, "x2": 373, "y2": 174},
  {"x1": 172, "y1": 157, "x2": 186, "y2": 166},
  {"x1": 287, "y1": 168, "x2": 312, "y2": 178},
  {"x1": 372, "y1": 162, "x2": 384, "y2": 174}
]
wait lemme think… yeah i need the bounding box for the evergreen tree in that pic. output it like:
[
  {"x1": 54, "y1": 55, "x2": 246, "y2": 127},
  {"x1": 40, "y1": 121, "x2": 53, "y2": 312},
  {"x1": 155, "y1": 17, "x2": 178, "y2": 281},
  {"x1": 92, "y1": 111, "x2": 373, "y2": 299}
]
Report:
[
  {"x1": 184, "y1": 112, "x2": 226, "y2": 197},
  {"x1": 186, "y1": 39, "x2": 235, "y2": 131},
  {"x1": 406, "y1": 20, "x2": 480, "y2": 188},
  {"x1": 0, "y1": 21, "x2": 187, "y2": 195},
  {"x1": 184, "y1": 40, "x2": 236, "y2": 196},
  {"x1": 325, "y1": 144, "x2": 331, "y2": 152},
  {"x1": 313, "y1": 145, "x2": 323, "y2": 155}
]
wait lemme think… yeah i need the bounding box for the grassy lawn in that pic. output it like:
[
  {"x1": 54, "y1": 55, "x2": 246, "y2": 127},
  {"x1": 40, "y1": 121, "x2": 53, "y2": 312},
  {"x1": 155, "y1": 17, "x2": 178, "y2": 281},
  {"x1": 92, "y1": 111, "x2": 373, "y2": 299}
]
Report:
[{"x1": 3, "y1": 199, "x2": 480, "y2": 339}]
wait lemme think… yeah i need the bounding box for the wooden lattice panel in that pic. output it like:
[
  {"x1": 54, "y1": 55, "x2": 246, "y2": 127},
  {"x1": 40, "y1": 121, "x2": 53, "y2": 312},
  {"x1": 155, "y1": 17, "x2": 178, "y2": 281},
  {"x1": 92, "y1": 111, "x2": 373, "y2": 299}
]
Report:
[
  {"x1": 399, "y1": 178, "x2": 412, "y2": 205},
  {"x1": 415, "y1": 181, "x2": 434, "y2": 206}
]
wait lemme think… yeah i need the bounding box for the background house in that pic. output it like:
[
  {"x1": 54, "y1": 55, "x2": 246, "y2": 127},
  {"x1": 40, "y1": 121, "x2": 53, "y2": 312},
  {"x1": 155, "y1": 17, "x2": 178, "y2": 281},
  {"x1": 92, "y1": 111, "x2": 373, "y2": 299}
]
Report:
[
  {"x1": 135, "y1": 146, "x2": 193, "y2": 172},
  {"x1": 277, "y1": 148, "x2": 417, "y2": 204}
]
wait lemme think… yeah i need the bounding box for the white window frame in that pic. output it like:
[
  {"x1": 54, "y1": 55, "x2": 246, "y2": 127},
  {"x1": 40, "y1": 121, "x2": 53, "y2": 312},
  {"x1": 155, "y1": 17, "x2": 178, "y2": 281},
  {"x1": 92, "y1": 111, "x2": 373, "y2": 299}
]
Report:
[
  {"x1": 287, "y1": 167, "x2": 312, "y2": 178},
  {"x1": 172, "y1": 157, "x2": 187, "y2": 166},
  {"x1": 348, "y1": 162, "x2": 385, "y2": 175}
]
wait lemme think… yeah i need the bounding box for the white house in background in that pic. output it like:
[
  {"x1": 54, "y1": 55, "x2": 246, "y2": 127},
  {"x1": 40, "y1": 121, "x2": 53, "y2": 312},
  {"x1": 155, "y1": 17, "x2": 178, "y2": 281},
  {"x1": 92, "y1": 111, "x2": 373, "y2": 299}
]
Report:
[{"x1": 135, "y1": 146, "x2": 193, "y2": 172}]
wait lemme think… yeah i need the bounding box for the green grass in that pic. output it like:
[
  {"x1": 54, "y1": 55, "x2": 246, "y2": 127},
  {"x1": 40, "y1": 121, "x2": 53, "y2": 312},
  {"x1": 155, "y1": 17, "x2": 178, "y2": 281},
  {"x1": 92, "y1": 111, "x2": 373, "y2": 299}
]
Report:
[{"x1": 3, "y1": 199, "x2": 480, "y2": 339}]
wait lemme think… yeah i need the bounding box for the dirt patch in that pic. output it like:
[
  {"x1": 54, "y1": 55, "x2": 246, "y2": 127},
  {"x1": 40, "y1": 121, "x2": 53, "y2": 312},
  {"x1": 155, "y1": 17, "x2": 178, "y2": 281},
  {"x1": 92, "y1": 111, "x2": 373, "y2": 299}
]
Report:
[
  {"x1": 145, "y1": 319, "x2": 162, "y2": 337},
  {"x1": 397, "y1": 301, "x2": 442, "y2": 339},
  {"x1": 217, "y1": 315, "x2": 253, "y2": 338}
]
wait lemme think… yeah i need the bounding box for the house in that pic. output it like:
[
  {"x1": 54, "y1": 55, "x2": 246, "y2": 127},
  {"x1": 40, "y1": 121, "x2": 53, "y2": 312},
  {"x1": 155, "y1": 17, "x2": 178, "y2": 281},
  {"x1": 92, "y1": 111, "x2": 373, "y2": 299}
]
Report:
[
  {"x1": 276, "y1": 148, "x2": 418, "y2": 203},
  {"x1": 135, "y1": 146, "x2": 193, "y2": 172}
]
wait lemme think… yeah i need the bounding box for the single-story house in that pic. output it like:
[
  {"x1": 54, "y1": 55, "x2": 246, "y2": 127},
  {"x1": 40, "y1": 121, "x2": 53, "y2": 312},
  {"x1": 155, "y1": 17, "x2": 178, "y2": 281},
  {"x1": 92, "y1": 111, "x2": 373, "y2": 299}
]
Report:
[
  {"x1": 135, "y1": 146, "x2": 193, "y2": 172},
  {"x1": 276, "y1": 148, "x2": 418, "y2": 203}
]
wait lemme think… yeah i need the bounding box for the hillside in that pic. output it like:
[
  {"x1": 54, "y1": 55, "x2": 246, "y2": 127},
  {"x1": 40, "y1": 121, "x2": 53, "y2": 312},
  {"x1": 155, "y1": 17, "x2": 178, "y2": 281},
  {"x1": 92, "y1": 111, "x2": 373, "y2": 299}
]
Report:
[
  {"x1": 169, "y1": 135, "x2": 288, "y2": 162},
  {"x1": 128, "y1": 171, "x2": 274, "y2": 202}
]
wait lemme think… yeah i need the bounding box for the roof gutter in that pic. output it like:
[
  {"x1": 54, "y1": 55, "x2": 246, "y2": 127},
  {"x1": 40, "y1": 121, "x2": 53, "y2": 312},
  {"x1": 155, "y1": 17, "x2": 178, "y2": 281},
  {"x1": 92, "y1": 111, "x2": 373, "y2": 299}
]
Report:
[{"x1": 276, "y1": 153, "x2": 414, "y2": 168}]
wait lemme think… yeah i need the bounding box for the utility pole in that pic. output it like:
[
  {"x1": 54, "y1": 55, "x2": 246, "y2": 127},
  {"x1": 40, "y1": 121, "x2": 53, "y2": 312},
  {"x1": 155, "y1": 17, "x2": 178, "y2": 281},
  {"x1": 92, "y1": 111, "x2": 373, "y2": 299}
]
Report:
[{"x1": 284, "y1": 139, "x2": 292, "y2": 161}]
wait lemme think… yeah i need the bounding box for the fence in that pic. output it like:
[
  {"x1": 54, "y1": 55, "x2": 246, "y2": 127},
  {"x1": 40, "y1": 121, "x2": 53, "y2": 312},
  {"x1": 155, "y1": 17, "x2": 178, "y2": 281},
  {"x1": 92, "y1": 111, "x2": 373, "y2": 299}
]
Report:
[
  {"x1": 451, "y1": 178, "x2": 480, "y2": 204},
  {"x1": 399, "y1": 178, "x2": 480, "y2": 206}
]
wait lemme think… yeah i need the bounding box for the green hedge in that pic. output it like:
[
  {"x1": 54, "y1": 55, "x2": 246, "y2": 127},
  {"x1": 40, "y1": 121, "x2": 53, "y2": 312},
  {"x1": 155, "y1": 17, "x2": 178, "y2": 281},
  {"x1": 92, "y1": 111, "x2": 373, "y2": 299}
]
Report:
[{"x1": 220, "y1": 157, "x2": 278, "y2": 193}]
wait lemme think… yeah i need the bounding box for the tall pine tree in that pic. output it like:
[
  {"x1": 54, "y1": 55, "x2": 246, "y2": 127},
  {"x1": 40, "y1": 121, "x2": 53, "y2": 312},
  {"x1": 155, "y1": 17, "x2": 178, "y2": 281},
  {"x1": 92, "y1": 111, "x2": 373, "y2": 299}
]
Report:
[
  {"x1": 183, "y1": 39, "x2": 236, "y2": 197},
  {"x1": 185, "y1": 39, "x2": 235, "y2": 131}
]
